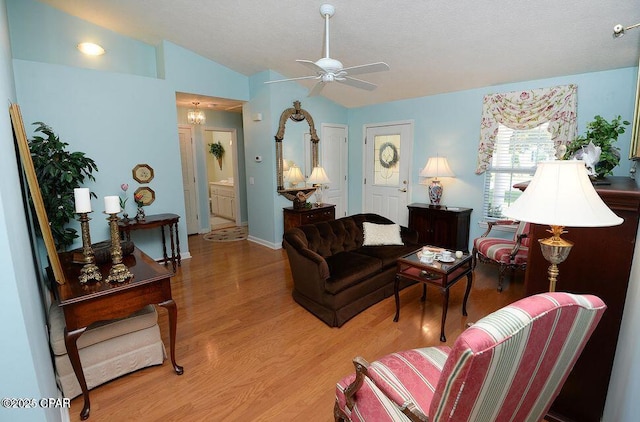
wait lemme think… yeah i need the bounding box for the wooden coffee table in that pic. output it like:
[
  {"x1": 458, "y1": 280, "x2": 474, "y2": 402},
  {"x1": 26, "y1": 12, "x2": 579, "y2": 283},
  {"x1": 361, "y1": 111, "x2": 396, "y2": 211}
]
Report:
[{"x1": 394, "y1": 247, "x2": 473, "y2": 342}]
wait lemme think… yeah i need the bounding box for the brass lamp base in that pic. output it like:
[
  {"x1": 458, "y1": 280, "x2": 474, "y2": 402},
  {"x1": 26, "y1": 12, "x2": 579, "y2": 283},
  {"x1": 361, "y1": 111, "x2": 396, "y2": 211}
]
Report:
[{"x1": 539, "y1": 225, "x2": 574, "y2": 292}]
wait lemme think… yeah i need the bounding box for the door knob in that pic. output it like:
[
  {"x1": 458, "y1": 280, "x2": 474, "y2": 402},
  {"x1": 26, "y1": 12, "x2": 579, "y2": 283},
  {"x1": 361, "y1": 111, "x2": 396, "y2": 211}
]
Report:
[{"x1": 398, "y1": 188, "x2": 407, "y2": 192}]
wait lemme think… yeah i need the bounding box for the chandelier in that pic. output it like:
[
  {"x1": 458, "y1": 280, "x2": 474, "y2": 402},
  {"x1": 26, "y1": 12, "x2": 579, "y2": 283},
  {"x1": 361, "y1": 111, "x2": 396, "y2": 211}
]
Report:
[{"x1": 187, "y1": 101, "x2": 206, "y2": 125}]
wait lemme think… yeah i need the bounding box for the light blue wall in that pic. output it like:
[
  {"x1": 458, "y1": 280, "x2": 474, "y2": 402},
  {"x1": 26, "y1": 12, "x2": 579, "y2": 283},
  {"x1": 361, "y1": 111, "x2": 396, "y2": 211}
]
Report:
[
  {"x1": 244, "y1": 70, "x2": 347, "y2": 245},
  {"x1": 176, "y1": 107, "x2": 248, "y2": 229},
  {"x1": 7, "y1": 0, "x2": 156, "y2": 77},
  {"x1": 348, "y1": 67, "x2": 639, "y2": 249},
  {"x1": 0, "y1": 0, "x2": 60, "y2": 420},
  {"x1": 161, "y1": 41, "x2": 249, "y2": 102},
  {"x1": 6, "y1": 0, "x2": 254, "y2": 257},
  {"x1": 13, "y1": 59, "x2": 187, "y2": 259}
]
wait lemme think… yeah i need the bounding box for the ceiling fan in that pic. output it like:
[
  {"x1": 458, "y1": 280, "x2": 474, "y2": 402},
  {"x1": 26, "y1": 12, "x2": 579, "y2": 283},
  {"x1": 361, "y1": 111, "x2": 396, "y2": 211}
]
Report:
[{"x1": 265, "y1": 3, "x2": 390, "y2": 96}]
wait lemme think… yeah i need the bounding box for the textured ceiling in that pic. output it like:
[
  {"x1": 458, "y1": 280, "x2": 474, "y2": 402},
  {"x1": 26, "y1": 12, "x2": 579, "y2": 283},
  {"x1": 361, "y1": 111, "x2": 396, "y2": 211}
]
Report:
[{"x1": 40, "y1": 0, "x2": 640, "y2": 109}]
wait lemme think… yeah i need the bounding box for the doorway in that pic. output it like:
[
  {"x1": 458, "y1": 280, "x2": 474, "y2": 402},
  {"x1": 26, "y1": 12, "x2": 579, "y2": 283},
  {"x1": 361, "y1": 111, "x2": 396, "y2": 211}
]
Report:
[
  {"x1": 178, "y1": 125, "x2": 199, "y2": 234},
  {"x1": 203, "y1": 128, "x2": 240, "y2": 230},
  {"x1": 363, "y1": 121, "x2": 414, "y2": 226},
  {"x1": 321, "y1": 123, "x2": 348, "y2": 218}
]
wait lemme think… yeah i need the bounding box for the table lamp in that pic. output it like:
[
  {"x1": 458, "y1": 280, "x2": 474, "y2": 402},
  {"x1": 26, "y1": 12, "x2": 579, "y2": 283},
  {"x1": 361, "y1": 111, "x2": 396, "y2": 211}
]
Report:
[
  {"x1": 420, "y1": 156, "x2": 455, "y2": 206},
  {"x1": 287, "y1": 165, "x2": 306, "y2": 188},
  {"x1": 503, "y1": 160, "x2": 623, "y2": 291},
  {"x1": 307, "y1": 166, "x2": 331, "y2": 206}
]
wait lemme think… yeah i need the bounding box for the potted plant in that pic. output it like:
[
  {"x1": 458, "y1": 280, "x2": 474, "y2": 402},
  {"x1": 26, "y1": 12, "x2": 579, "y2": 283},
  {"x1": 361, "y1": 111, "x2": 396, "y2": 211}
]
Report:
[
  {"x1": 29, "y1": 122, "x2": 98, "y2": 251},
  {"x1": 564, "y1": 115, "x2": 630, "y2": 178},
  {"x1": 209, "y1": 141, "x2": 225, "y2": 170}
]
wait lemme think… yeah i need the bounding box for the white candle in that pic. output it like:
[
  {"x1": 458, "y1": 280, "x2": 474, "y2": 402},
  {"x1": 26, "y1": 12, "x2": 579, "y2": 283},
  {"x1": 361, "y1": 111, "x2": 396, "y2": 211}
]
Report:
[
  {"x1": 74, "y1": 188, "x2": 91, "y2": 213},
  {"x1": 104, "y1": 196, "x2": 121, "y2": 214}
]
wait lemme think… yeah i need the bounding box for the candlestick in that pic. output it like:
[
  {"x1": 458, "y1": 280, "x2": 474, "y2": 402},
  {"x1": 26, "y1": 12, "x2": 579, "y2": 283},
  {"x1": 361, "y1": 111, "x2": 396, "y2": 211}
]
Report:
[
  {"x1": 74, "y1": 188, "x2": 91, "y2": 213},
  {"x1": 104, "y1": 195, "x2": 121, "y2": 214},
  {"x1": 105, "y1": 212, "x2": 132, "y2": 283},
  {"x1": 77, "y1": 212, "x2": 101, "y2": 283}
]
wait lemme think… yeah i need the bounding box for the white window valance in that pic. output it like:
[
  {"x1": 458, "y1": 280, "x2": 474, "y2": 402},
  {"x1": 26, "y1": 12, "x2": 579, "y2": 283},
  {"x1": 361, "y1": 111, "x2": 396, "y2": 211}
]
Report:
[{"x1": 475, "y1": 84, "x2": 577, "y2": 174}]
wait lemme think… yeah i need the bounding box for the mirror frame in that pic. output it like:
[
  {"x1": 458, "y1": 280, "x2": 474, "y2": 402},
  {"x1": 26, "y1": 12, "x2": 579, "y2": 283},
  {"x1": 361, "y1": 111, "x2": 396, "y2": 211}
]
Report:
[
  {"x1": 630, "y1": 57, "x2": 640, "y2": 160},
  {"x1": 275, "y1": 100, "x2": 319, "y2": 193},
  {"x1": 10, "y1": 104, "x2": 66, "y2": 284}
]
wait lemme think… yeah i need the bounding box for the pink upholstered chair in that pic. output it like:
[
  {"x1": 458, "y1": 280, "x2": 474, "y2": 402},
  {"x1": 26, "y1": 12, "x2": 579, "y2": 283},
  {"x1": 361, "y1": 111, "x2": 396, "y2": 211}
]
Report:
[
  {"x1": 334, "y1": 292, "x2": 606, "y2": 422},
  {"x1": 472, "y1": 220, "x2": 531, "y2": 292}
]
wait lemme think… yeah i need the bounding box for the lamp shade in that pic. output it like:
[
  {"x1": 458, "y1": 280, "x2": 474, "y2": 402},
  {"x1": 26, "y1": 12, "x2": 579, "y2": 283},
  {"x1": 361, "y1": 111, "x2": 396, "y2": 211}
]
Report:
[
  {"x1": 287, "y1": 166, "x2": 306, "y2": 185},
  {"x1": 503, "y1": 160, "x2": 623, "y2": 227},
  {"x1": 307, "y1": 166, "x2": 331, "y2": 184},
  {"x1": 420, "y1": 156, "x2": 455, "y2": 178}
]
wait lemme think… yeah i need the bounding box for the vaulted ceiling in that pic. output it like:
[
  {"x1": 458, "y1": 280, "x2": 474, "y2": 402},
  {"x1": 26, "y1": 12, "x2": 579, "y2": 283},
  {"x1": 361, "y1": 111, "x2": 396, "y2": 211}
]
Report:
[{"x1": 40, "y1": 0, "x2": 640, "y2": 108}]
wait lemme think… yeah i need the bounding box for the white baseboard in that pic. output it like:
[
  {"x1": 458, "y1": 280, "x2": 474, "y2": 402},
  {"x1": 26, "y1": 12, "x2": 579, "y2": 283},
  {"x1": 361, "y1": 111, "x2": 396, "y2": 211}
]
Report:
[{"x1": 247, "y1": 236, "x2": 280, "y2": 250}]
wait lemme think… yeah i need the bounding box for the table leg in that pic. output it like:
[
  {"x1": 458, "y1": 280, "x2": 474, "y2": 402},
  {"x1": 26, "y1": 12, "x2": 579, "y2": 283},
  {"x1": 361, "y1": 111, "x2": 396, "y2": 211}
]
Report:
[
  {"x1": 64, "y1": 327, "x2": 90, "y2": 420},
  {"x1": 174, "y1": 222, "x2": 181, "y2": 267},
  {"x1": 421, "y1": 283, "x2": 427, "y2": 302},
  {"x1": 158, "y1": 299, "x2": 184, "y2": 375},
  {"x1": 160, "y1": 225, "x2": 169, "y2": 267},
  {"x1": 462, "y1": 271, "x2": 473, "y2": 316},
  {"x1": 168, "y1": 223, "x2": 176, "y2": 272},
  {"x1": 393, "y1": 275, "x2": 401, "y2": 322},
  {"x1": 440, "y1": 287, "x2": 450, "y2": 342}
]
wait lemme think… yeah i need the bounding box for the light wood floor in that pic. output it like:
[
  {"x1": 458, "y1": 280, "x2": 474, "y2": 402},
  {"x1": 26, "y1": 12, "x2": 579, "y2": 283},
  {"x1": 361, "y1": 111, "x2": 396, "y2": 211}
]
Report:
[{"x1": 69, "y1": 234, "x2": 526, "y2": 421}]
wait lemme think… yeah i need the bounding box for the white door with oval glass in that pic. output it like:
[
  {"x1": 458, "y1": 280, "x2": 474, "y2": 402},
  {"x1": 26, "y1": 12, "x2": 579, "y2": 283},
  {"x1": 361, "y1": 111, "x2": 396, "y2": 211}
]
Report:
[{"x1": 364, "y1": 122, "x2": 413, "y2": 226}]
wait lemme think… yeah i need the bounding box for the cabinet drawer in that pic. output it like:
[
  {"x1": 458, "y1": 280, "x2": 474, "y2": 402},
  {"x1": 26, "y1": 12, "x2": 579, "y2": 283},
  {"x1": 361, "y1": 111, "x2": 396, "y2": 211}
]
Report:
[
  {"x1": 218, "y1": 189, "x2": 234, "y2": 198},
  {"x1": 300, "y1": 210, "x2": 329, "y2": 223}
]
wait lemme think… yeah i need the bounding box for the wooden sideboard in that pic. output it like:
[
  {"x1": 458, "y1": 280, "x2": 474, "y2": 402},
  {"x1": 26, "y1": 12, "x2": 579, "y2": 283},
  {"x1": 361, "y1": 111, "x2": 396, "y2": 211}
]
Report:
[
  {"x1": 407, "y1": 203, "x2": 473, "y2": 251},
  {"x1": 283, "y1": 203, "x2": 335, "y2": 232},
  {"x1": 523, "y1": 177, "x2": 640, "y2": 422}
]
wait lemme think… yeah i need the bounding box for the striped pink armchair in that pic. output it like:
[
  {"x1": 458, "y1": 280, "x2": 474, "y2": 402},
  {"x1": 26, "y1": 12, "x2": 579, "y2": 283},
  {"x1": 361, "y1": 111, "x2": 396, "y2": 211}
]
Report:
[
  {"x1": 334, "y1": 293, "x2": 606, "y2": 422},
  {"x1": 472, "y1": 220, "x2": 531, "y2": 292}
]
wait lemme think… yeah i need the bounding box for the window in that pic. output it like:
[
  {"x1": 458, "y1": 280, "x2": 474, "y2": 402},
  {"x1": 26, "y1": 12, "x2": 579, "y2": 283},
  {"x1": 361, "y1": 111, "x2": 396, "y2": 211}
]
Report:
[{"x1": 483, "y1": 122, "x2": 556, "y2": 219}]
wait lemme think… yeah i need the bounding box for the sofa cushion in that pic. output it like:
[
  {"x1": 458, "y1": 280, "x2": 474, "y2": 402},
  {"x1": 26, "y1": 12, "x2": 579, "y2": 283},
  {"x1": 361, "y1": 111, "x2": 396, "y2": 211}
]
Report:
[
  {"x1": 363, "y1": 222, "x2": 403, "y2": 246},
  {"x1": 325, "y1": 251, "x2": 383, "y2": 295},
  {"x1": 355, "y1": 244, "x2": 421, "y2": 267},
  {"x1": 49, "y1": 302, "x2": 158, "y2": 356}
]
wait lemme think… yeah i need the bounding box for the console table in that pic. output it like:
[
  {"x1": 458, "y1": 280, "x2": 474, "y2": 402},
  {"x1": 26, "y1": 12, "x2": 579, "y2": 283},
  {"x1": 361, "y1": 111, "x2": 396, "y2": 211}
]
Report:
[
  {"x1": 407, "y1": 204, "x2": 472, "y2": 251},
  {"x1": 521, "y1": 177, "x2": 640, "y2": 422},
  {"x1": 118, "y1": 213, "x2": 181, "y2": 271},
  {"x1": 54, "y1": 247, "x2": 183, "y2": 420},
  {"x1": 283, "y1": 203, "x2": 335, "y2": 232}
]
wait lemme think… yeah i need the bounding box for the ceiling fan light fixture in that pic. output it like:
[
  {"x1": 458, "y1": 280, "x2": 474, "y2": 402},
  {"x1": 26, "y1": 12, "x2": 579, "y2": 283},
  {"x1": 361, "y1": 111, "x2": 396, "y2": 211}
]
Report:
[{"x1": 264, "y1": 3, "x2": 389, "y2": 93}]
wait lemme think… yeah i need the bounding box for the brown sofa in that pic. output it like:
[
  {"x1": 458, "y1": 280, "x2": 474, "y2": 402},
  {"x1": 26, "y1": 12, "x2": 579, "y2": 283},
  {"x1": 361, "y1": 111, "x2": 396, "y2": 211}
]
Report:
[{"x1": 283, "y1": 213, "x2": 420, "y2": 327}]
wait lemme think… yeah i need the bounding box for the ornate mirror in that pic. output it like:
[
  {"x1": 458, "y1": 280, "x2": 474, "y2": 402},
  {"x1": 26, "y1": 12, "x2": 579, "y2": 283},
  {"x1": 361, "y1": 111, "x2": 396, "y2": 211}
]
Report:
[{"x1": 275, "y1": 101, "x2": 319, "y2": 208}]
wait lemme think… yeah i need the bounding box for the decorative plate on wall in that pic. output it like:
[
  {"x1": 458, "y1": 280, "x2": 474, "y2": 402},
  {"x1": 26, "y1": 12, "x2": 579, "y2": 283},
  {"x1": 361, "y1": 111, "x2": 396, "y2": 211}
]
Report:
[
  {"x1": 132, "y1": 164, "x2": 154, "y2": 183},
  {"x1": 134, "y1": 186, "x2": 155, "y2": 206}
]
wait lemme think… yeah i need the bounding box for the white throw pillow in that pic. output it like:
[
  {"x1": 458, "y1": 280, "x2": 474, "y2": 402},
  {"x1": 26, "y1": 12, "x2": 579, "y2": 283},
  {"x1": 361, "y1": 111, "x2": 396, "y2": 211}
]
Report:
[{"x1": 362, "y1": 222, "x2": 404, "y2": 246}]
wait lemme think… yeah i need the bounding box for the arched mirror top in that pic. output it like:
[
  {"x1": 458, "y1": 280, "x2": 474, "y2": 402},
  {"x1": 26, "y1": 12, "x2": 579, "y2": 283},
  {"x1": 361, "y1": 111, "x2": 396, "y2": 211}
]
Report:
[{"x1": 275, "y1": 101, "x2": 319, "y2": 207}]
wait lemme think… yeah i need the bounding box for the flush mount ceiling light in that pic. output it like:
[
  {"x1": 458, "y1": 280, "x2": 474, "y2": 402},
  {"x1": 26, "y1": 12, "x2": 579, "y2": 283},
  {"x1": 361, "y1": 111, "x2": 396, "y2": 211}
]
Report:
[
  {"x1": 613, "y1": 22, "x2": 640, "y2": 38},
  {"x1": 187, "y1": 102, "x2": 206, "y2": 125},
  {"x1": 77, "y1": 42, "x2": 105, "y2": 56}
]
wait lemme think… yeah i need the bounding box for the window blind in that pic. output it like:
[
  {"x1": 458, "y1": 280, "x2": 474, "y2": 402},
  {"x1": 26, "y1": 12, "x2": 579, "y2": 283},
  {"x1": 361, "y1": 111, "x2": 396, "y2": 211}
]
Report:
[{"x1": 482, "y1": 123, "x2": 555, "y2": 219}]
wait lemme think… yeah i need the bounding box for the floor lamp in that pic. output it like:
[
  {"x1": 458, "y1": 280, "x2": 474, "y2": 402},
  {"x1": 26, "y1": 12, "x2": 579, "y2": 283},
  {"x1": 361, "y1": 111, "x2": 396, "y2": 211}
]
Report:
[{"x1": 504, "y1": 160, "x2": 623, "y2": 292}]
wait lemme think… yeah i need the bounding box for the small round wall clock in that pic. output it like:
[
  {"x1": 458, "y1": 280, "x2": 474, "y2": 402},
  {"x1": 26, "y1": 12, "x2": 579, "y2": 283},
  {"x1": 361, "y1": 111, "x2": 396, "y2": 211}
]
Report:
[
  {"x1": 132, "y1": 164, "x2": 154, "y2": 183},
  {"x1": 134, "y1": 186, "x2": 155, "y2": 206}
]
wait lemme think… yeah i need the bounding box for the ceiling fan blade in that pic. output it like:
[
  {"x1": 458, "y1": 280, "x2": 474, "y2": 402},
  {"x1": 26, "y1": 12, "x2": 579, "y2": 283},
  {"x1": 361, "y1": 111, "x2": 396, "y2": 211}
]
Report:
[
  {"x1": 264, "y1": 75, "x2": 319, "y2": 84},
  {"x1": 296, "y1": 59, "x2": 326, "y2": 74},
  {"x1": 337, "y1": 76, "x2": 377, "y2": 91},
  {"x1": 308, "y1": 81, "x2": 326, "y2": 97},
  {"x1": 341, "y1": 62, "x2": 390, "y2": 76}
]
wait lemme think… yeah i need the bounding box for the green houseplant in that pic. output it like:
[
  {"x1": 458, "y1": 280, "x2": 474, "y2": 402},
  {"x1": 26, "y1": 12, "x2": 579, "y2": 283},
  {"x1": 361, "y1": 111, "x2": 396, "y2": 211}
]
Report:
[
  {"x1": 564, "y1": 115, "x2": 630, "y2": 178},
  {"x1": 29, "y1": 122, "x2": 99, "y2": 251},
  {"x1": 208, "y1": 141, "x2": 225, "y2": 170}
]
